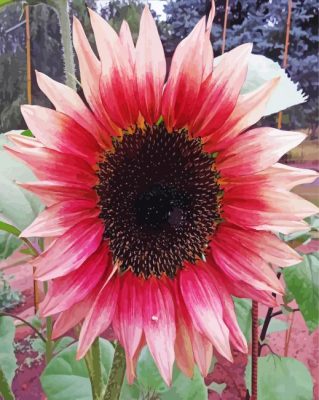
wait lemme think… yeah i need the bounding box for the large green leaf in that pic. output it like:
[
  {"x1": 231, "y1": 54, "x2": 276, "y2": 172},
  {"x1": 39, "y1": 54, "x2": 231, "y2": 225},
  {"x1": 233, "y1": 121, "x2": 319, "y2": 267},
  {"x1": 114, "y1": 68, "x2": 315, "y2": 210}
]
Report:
[
  {"x1": 284, "y1": 252, "x2": 319, "y2": 333},
  {"x1": 41, "y1": 339, "x2": 114, "y2": 400},
  {"x1": 0, "y1": 316, "x2": 17, "y2": 387},
  {"x1": 0, "y1": 135, "x2": 43, "y2": 259},
  {"x1": 245, "y1": 355, "x2": 313, "y2": 400},
  {"x1": 233, "y1": 297, "x2": 252, "y2": 342},
  {"x1": 121, "y1": 347, "x2": 207, "y2": 400},
  {"x1": 241, "y1": 54, "x2": 306, "y2": 115},
  {"x1": 214, "y1": 54, "x2": 306, "y2": 116}
]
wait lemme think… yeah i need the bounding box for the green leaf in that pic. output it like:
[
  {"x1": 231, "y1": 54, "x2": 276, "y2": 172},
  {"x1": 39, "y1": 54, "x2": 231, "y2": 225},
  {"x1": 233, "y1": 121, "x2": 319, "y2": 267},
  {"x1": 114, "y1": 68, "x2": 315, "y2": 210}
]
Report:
[
  {"x1": 207, "y1": 382, "x2": 226, "y2": 396},
  {"x1": 214, "y1": 54, "x2": 306, "y2": 116},
  {"x1": 20, "y1": 130, "x2": 33, "y2": 137},
  {"x1": 0, "y1": 367, "x2": 15, "y2": 400},
  {"x1": 41, "y1": 339, "x2": 114, "y2": 400},
  {"x1": 0, "y1": 135, "x2": 44, "y2": 259},
  {"x1": 305, "y1": 215, "x2": 319, "y2": 231},
  {"x1": 283, "y1": 252, "x2": 319, "y2": 333},
  {"x1": 259, "y1": 318, "x2": 289, "y2": 335},
  {"x1": 53, "y1": 336, "x2": 74, "y2": 355},
  {"x1": 0, "y1": 317, "x2": 17, "y2": 386},
  {"x1": 0, "y1": 0, "x2": 16, "y2": 8},
  {"x1": 240, "y1": 54, "x2": 306, "y2": 115},
  {"x1": 120, "y1": 347, "x2": 208, "y2": 400},
  {"x1": 31, "y1": 338, "x2": 46, "y2": 355},
  {"x1": 233, "y1": 297, "x2": 252, "y2": 342},
  {"x1": 245, "y1": 355, "x2": 313, "y2": 400}
]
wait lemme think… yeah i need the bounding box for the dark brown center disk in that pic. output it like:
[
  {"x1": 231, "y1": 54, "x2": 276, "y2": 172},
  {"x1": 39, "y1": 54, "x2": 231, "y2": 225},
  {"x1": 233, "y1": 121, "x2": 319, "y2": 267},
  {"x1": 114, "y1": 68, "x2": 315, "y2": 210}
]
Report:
[{"x1": 96, "y1": 124, "x2": 220, "y2": 278}]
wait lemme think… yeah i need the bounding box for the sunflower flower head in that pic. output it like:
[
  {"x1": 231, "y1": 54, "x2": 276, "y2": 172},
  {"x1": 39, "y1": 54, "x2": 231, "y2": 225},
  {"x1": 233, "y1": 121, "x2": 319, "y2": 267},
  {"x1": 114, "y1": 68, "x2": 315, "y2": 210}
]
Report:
[{"x1": 5, "y1": 1, "x2": 318, "y2": 386}]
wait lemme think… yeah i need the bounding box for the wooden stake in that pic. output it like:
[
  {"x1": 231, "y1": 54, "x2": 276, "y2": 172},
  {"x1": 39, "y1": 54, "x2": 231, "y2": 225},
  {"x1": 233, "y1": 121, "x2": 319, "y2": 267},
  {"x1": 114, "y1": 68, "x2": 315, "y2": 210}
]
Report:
[
  {"x1": 221, "y1": 0, "x2": 229, "y2": 54},
  {"x1": 251, "y1": 300, "x2": 259, "y2": 400},
  {"x1": 278, "y1": 0, "x2": 293, "y2": 129},
  {"x1": 25, "y1": 5, "x2": 32, "y2": 105},
  {"x1": 25, "y1": 4, "x2": 39, "y2": 314}
]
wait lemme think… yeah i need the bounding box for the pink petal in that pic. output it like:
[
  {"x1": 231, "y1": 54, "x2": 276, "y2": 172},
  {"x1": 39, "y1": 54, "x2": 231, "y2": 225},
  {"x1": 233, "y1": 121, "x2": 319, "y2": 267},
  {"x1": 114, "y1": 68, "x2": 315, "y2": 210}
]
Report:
[
  {"x1": 179, "y1": 265, "x2": 232, "y2": 361},
  {"x1": 257, "y1": 163, "x2": 319, "y2": 190},
  {"x1": 143, "y1": 277, "x2": 176, "y2": 386},
  {"x1": 73, "y1": 17, "x2": 121, "y2": 139},
  {"x1": 226, "y1": 279, "x2": 278, "y2": 308},
  {"x1": 40, "y1": 243, "x2": 109, "y2": 316},
  {"x1": 21, "y1": 199, "x2": 99, "y2": 238},
  {"x1": 190, "y1": 325, "x2": 213, "y2": 377},
  {"x1": 205, "y1": 265, "x2": 247, "y2": 353},
  {"x1": 52, "y1": 282, "x2": 103, "y2": 339},
  {"x1": 175, "y1": 317, "x2": 195, "y2": 378},
  {"x1": 34, "y1": 218, "x2": 104, "y2": 280},
  {"x1": 119, "y1": 21, "x2": 135, "y2": 68},
  {"x1": 77, "y1": 276, "x2": 120, "y2": 359},
  {"x1": 136, "y1": 6, "x2": 166, "y2": 125},
  {"x1": 5, "y1": 132, "x2": 43, "y2": 149},
  {"x1": 89, "y1": 9, "x2": 139, "y2": 129},
  {"x1": 125, "y1": 336, "x2": 145, "y2": 385},
  {"x1": 204, "y1": 77, "x2": 280, "y2": 152},
  {"x1": 162, "y1": 17, "x2": 207, "y2": 130},
  {"x1": 35, "y1": 71, "x2": 109, "y2": 148},
  {"x1": 216, "y1": 128, "x2": 306, "y2": 177},
  {"x1": 114, "y1": 272, "x2": 143, "y2": 361},
  {"x1": 5, "y1": 146, "x2": 97, "y2": 186},
  {"x1": 191, "y1": 43, "x2": 252, "y2": 136},
  {"x1": 210, "y1": 231, "x2": 284, "y2": 294},
  {"x1": 223, "y1": 185, "x2": 318, "y2": 233},
  {"x1": 216, "y1": 223, "x2": 302, "y2": 267},
  {"x1": 18, "y1": 181, "x2": 97, "y2": 207},
  {"x1": 222, "y1": 163, "x2": 319, "y2": 191},
  {"x1": 21, "y1": 105, "x2": 101, "y2": 165}
]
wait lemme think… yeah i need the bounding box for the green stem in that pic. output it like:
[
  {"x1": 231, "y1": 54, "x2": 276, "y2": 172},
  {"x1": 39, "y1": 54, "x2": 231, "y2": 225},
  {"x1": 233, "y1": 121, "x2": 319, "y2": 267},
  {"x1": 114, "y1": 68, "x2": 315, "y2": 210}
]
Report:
[
  {"x1": 102, "y1": 342, "x2": 126, "y2": 400},
  {"x1": 0, "y1": 367, "x2": 15, "y2": 400},
  {"x1": 47, "y1": 0, "x2": 76, "y2": 90},
  {"x1": 43, "y1": 281, "x2": 54, "y2": 364},
  {"x1": 92, "y1": 339, "x2": 103, "y2": 397},
  {"x1": 85, "y1": 338, "x2": 103, "y2": 400}
]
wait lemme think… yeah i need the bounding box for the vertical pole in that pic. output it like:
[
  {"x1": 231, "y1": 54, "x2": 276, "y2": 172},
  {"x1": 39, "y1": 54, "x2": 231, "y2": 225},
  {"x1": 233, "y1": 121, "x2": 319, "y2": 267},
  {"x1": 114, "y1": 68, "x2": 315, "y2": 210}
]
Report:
[
  {"x1": 277, "y1": 0, "x2": 293, "y2": 129},
  {"x1": 251, "y1": 301, "x2": 259, "y2": 400},
  {"x1": 221, "y1": 0, "x2": 229, "y2": 54},
  {"x1": 25, "y1": 5, "x2": 32, "y2": 105},
  {"x1": 25, "y1": 4, "x2": 39, "y2": 314}
]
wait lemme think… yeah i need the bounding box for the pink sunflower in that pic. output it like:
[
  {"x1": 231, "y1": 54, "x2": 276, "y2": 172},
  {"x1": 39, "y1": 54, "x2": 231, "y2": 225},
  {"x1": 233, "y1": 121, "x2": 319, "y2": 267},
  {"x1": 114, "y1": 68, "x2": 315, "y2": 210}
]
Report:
[{"x1": 5, "y1": 4, "x2": 318, "y2": 386}]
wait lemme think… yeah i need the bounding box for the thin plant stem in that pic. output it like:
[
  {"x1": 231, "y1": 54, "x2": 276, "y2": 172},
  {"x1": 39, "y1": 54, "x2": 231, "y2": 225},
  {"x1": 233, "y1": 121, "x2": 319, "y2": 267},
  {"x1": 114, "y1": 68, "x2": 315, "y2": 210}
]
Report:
[
  {"x1": 221, "y1": 0, "x2": 229, "y2": 54},
  {"x1": 258, "y1": 305, "x2": 274, "y2": 356},
  {"x1": 277, "y1": 0, "x2": 293, "y2": 129},
  {"x1": 251, "y1": 301, "x2": 259, "y2": 400},
  {"x1": 47, "y1": 0, "x2": 76, "y2": 90},
  {"x1": 284, "y1": 311, "x2": 295, "y2": 356},
  {"x1": 270, "y1": 308, "x2": 299, "y2": 319},
  {"x1": 43, "y1": 281, "x2": 54, "y2": 364},
  {"x1": 102, "y1": 342, "x2": 126, "y2": 400},
  {"x1": 0, "y1": 312, "x2": 46, "y2": 343},
  {"x1": 85, "y1": 338, "x2": 103, "y2": 400}
]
